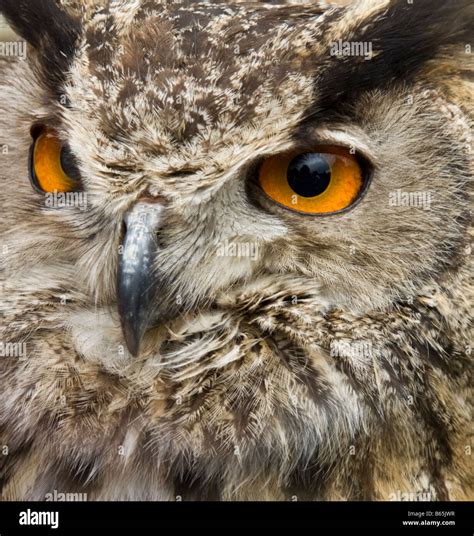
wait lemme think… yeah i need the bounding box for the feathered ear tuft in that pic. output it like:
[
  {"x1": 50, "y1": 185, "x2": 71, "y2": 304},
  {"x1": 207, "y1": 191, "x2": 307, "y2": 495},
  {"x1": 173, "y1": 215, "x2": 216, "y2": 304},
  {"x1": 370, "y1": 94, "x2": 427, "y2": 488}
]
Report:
[
  {"x1": 0, "y1": 0, "x2": 80, "y2": 87},
  {"x1": 317, "y1": 0, "x2": 474, "y2": 109}
]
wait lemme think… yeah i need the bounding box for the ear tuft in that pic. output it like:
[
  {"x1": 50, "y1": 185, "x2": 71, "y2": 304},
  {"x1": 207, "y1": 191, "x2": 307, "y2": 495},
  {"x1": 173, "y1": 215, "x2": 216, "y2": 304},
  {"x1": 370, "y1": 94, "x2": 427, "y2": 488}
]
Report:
[
  {"x1": 0, "y1": 0, "x2": 80, "y2": 87},
  {"x1": 317, "y1": 0, "x2": 474, "y2": 109}
]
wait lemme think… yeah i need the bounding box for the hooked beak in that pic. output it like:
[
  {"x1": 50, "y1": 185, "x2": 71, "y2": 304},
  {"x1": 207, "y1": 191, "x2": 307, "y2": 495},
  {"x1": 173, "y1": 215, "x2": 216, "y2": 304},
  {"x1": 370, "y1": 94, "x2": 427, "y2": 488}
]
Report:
[{"x1": 117, "y1": 200, "x2": 164, "y2": 356}]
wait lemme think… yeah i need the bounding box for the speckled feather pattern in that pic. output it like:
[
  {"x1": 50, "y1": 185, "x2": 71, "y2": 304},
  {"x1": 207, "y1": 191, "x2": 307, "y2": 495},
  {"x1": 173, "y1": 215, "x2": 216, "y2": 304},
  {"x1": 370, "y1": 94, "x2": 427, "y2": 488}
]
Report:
[{"x1": 0, "y1": 0, "x2": 472, "y2": 500}]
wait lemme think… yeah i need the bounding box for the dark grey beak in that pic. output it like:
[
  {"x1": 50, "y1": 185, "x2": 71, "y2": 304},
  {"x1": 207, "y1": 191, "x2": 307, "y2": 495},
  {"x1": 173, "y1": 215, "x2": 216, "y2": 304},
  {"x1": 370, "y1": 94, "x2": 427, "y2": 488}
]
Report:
[{"x1": 118, "y1": 201, "x2": 164, "y2": 356}]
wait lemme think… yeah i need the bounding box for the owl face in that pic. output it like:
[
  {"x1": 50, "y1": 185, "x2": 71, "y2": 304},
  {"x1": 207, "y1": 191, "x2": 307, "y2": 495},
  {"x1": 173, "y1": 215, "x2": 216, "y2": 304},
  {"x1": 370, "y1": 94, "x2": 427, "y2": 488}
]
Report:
[
  {"x1": 0, "y1": 1, "x2": 472, "y2": 496},
  {"x1": 1, "y1": 0, "x2": 470, "y2": 354}
]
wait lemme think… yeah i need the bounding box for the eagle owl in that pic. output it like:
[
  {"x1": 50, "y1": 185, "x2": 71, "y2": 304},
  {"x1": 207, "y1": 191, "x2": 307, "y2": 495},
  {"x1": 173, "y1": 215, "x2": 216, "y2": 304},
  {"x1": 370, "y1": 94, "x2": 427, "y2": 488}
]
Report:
[{"x1": 0, "y1": 0, "x2": 472, "y2": 502}]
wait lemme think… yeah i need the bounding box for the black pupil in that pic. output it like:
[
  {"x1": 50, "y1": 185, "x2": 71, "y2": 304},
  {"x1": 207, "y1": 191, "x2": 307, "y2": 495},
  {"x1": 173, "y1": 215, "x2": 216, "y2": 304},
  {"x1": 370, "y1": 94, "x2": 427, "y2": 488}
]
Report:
[{"x1": 287, "y1": 153, "x2": 331, "y2": 197}]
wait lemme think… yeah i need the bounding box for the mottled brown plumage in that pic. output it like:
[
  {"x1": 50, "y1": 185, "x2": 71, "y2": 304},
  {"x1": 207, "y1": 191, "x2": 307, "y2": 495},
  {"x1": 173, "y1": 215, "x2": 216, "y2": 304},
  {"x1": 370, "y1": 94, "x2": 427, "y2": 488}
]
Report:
[{"x1": 0, "y1": 0, "x2": 472, "y2": 500}]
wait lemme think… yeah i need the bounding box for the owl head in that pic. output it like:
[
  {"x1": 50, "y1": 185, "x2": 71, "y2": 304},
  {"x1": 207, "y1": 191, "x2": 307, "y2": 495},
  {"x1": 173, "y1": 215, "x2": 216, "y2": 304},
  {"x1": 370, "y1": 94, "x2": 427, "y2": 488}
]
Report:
[
  {"x1": 1, "y1": 0, "x2": 471, "y2": 353},
  {"x1": 0, "y1": 0, "x2": 472, "y2": 499}
]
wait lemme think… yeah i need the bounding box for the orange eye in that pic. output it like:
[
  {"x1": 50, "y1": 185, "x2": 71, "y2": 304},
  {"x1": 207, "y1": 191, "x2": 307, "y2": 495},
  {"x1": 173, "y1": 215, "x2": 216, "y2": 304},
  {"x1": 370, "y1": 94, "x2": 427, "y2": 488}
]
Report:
[
  {"x1": 258, "y1": 145, "x2": 365, "y2": 214},
  {"x1": 29, "y1": 127, "x2": 81, "y2": 194}
]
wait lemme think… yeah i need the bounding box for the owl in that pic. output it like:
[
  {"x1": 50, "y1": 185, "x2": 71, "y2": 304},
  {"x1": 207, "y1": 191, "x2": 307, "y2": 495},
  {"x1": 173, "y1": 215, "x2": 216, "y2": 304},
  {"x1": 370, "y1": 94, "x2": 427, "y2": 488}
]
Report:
[{"x1": 0, "y1": 0, "x2": 472, "y2": 502}]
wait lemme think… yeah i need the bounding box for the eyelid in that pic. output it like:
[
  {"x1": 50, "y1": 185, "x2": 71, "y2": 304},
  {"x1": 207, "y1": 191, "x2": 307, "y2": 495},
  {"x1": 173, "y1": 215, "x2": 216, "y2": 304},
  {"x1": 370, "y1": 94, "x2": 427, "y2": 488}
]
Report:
[{"x1": 294, "y1": 128, "x2": 376, "y2": 166}]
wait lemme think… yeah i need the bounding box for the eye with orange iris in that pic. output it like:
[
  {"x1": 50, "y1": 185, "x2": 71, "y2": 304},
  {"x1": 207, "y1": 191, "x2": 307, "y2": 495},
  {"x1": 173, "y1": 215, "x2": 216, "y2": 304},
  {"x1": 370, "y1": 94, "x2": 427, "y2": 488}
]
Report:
[
  {"x1": 29, "y1": 127, "x2": 82, "y2": 194},
  {"x1": 258, "y1": 145, "x2": 367, "y2": 214}
]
